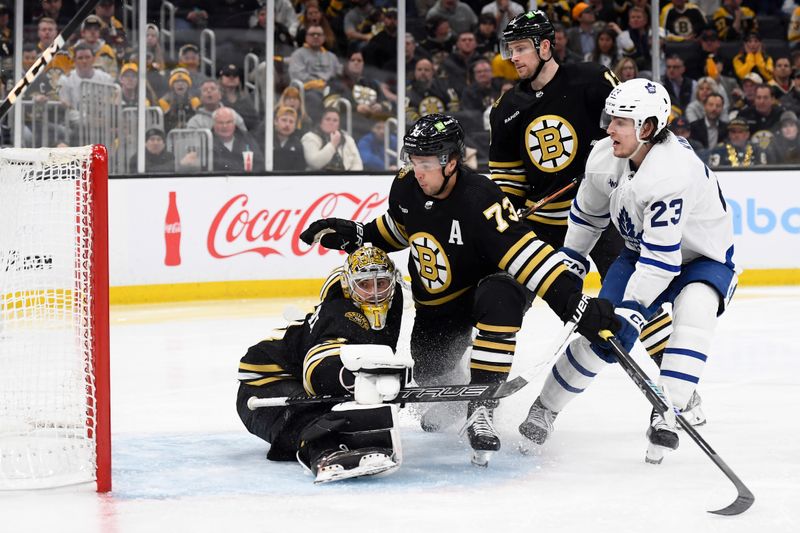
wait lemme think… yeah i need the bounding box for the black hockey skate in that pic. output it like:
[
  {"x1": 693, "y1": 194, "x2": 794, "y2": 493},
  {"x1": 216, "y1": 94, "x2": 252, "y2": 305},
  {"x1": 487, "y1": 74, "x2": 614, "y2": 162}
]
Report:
[
  {"x1": 460, "y1": 402, "x2": 500, "y2": 467},
  {"x1": 645, "y1": 409, "x2": 679, "y2": 464},
  {"x1": 518, "y1": 397, "x2": 558, "y2": 445},
  {"x1": 309, "y1": 446, "x2": 398, "y2": 484}
]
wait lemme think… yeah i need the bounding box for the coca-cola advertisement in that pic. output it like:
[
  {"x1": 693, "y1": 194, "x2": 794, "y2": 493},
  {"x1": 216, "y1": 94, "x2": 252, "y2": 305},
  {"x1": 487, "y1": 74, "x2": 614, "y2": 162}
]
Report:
[{"x1": 108, "y1": 175, "x2": 404, "y2": 288}]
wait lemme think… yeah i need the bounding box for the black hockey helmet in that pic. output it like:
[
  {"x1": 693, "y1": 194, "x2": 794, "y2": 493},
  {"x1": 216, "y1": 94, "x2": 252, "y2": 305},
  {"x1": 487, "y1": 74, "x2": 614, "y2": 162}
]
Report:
[
  {"x1": 401, "y1": 114, "x2": 465, "y2": 166},
  {"x1": 501, "y1": 10, "x2": 555, "y2": 58}
]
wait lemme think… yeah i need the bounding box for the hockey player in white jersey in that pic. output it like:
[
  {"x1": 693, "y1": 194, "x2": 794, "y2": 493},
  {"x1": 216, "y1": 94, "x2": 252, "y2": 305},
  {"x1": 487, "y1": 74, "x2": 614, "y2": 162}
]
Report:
[{"x1": 519, "y1": 78, "x2": 738, "y2": 463}]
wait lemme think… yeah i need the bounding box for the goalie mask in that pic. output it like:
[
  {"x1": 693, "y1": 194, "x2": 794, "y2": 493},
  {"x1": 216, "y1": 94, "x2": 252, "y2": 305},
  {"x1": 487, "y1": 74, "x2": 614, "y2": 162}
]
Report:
[{"x1": 342, "y1": 245, "x2": 397, "y2": 330}]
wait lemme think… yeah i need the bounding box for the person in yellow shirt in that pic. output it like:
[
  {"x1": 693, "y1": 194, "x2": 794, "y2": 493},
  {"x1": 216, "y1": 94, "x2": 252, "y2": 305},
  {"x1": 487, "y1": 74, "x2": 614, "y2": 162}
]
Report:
[{"x1": 732, "y1": 32, "x2": 774, "y2": 83}]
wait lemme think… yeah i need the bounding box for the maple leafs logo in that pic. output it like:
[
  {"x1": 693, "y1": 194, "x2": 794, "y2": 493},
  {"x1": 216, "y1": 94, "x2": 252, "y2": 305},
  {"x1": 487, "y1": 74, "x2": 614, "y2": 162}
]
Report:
[{"x1": 617, "y1": 207, "x2": 642, "y2": 249}]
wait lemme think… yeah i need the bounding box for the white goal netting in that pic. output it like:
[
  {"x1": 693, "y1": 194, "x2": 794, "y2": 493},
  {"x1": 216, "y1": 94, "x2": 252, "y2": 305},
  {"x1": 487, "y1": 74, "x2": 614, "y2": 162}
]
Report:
[{"x1": 0, "y1": 146, "x2": 109, "y2": 490}]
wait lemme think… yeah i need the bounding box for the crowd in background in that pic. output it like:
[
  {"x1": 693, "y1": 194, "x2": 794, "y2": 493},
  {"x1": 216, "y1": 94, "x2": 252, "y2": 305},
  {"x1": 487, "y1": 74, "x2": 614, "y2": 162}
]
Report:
[{"x1": 2, "y1": 0, "x2": 800, "y2": 173}]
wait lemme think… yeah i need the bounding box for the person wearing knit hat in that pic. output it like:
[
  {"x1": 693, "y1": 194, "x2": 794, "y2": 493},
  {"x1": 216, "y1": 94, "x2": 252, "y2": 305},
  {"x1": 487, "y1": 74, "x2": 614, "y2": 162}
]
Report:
[
  {"x1": 566, "y1": 3, "x2": 597, "y2": 58},
  {"x1": 708, "y1": 116, "x2": 767, "y2": 167},
  {"x1": 130, "y1": 128, "x2": 175, "y2": 174},
  {"x1": 118, "y1": 62, "x2": 153, "y2": 107},
  {"x1": 766, "y1": 110, "x2": 800, "y2": 164},
  {"x1": 158, "y1": 68, "x2": 201, "y2": 132}
]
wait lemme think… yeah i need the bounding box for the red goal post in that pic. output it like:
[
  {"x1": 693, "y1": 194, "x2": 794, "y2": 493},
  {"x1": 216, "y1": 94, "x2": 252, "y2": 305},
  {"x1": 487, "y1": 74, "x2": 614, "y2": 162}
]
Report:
[{"x1": 0, "y1": 144, "x2": 110, "y2": 492}]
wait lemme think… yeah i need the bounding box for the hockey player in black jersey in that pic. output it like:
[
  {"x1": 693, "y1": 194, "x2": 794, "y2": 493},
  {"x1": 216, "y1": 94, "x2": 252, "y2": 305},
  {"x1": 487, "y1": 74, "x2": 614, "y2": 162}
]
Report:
[
  {"x1": 236, "y1": 245, "x2": 413, "y2": 483},
  {"x1": 300, "y1": 114, "x2": 621, "y2": 466}
]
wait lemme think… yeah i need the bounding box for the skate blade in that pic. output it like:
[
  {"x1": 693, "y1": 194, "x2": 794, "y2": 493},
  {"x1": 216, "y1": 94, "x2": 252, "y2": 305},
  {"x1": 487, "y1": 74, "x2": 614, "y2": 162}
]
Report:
[
  {"x1": 314, "y1": 458, "x2": 398, "y2": 484},
  {"x1": 471, "y1": 450, "x2": 493, "y2": 467}
]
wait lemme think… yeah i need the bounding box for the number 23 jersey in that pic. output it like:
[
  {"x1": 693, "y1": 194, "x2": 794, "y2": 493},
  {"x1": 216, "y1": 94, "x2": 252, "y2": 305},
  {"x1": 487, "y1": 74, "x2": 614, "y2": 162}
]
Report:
[{"x1": 566, "y1": 134, "x2": 737, "y2": 307}]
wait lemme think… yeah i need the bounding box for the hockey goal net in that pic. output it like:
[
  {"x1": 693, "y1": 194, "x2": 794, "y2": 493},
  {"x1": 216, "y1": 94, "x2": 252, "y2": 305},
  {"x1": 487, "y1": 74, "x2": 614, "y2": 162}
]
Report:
[{"x1": 0, "y1": 145, "x2": 110, "y2": 492}]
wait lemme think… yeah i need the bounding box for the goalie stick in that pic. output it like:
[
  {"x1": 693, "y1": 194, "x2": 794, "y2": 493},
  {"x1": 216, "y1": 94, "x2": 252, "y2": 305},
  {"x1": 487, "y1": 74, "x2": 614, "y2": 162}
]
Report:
[
  {"x1": 600, "y1": 331, "x2": 755, "y2": 516},
  {"x1": 248, "y1": 322, "x2": 576, "y2": 410},
  {"x1": 0, "y1": 0, "x2": 103, "y2": 121}
]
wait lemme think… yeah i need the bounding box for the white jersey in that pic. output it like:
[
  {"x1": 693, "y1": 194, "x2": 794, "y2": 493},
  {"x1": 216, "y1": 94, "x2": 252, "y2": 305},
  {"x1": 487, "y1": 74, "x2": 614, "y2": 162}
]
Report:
[{"x1": 565, "y1": 133, "x2": 737, "y2": 307}]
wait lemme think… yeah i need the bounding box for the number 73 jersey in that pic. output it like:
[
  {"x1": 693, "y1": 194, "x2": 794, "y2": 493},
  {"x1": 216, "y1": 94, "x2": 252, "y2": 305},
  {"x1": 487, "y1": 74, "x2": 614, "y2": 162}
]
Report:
[{"x1": 565, "y1": 134, "x2": 737, "y2": 307}]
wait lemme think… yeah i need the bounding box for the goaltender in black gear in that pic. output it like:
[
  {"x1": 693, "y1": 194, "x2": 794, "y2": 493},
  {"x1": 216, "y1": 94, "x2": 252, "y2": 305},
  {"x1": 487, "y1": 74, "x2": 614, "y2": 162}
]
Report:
[
  {"x1": 300, "y1": 113, "x2": 621, "y2": 467},
  {"x1": 236, "y1": 245, "x2": 413, "y2": 483}
]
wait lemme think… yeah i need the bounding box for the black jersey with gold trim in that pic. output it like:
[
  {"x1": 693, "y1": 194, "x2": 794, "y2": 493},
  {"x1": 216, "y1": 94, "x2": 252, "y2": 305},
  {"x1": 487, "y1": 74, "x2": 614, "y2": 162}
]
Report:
[
  {"x1": 362, "y1": 165, "x2": 577, "y2": 314},
  {"x1": 489, "y1": 62, "x2": 617, "y2": 225},
  {"x1": 237, "y1": 269, "x2": 403, "y2": 396}
]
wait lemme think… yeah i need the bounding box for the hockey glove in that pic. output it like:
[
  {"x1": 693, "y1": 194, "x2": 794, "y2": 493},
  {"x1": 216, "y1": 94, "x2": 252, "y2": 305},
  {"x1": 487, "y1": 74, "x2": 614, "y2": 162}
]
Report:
[
  {"x1": 589, "y1": 300, "x2": 648, "y2": 363},
  {"x1": 559, "y1": 247, "x2": 590, "y2": 281},
  {"x1": 340, "y1": 344, "x2": 414, "y2": 405},
  {"x1": 563, "y1": 293, "x2": 621, "y2": 345},
  {"x1": 299, "y1": 218, "x2": 364, "y2": 253}
]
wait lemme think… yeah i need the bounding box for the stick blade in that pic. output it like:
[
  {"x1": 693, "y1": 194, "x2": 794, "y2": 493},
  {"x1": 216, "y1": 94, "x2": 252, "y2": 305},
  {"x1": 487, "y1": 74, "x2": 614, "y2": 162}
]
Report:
[{"x1": 708, "y1": 490, "x2": 755, "y2": 516}]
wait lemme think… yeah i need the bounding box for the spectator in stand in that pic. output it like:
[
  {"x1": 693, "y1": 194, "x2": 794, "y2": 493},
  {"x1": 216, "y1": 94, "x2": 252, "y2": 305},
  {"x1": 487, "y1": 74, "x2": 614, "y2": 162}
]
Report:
[
  {"x1": 769, "y1": 57, "x2": 793, "y2": 98},
  {"x1": 588, "y1": 0, "x2": 618, "y2": 24},
  {"x1": 94, "y1": 0, "x2": 127, "y2": 61},
  {"x1": 158, "y1": 68, "x2": 201, "y2": 132},
  {"x1": 271, "y1": 106, "x2": 306, "y2": 172},
  {"x1": 708, "y1": 117, "x2": 767, "y2": 166},
  {"x1": 146, "y1": 24, "x2": 166, "y2": 74},
  {"x1": 295, "y1": 2, "x2": 337, "y2": 52},
  {"x1": 420, "y1": 16, "x2": 456, "y2": 60},
  {"x1": 358, "y1": 119, "x2": 397, "y2": 171},
  {"x1": 540, "y1": 0, "x2": 573, "y2": 29},
  {"x1": 614, "y1": 56, "x2": 640, "y2": 81},
  {"x1": 660, "y1": 0, "x2": 707, "y2": 42},
  {"x1": 441, "y1": 32, "x2": 481, "y2": 96},
  {"x1": 690, "y1": 92, "x2": 728, "y2": 149},
  {"x1": 170, "y1": 0, "x2": 213, "y2": 31},
  {"x1": 73, "y1": 14, "x2": 117, "y2": 78},
  {"x1": 301, "y1": 107, "x2": 363, "y2": 171},
  {"x1": 733, "y1": 32, "x2": 774, "y2": 83},
  {"x1": 729, "y1": 71, "x2": 761, "y2": 114},
  {"x1": 713, "y1": 0, "x2": 757, "y2": 42},
  {"x1": 426, "y1": 0, "x2": 478, "y2": 35},
  {"x1": 589, "y1": 28, "x2": 620, "y2": 68},
  {"x1": 663, "y1": 55, "x2": 698, "y2": 113},
  {"x1": 682, "y1": 27, "x2": 721, "y2": 81},
  {"x1": 766, "y1": 111, "x2": 800, "y2": 164},
  {"x1": 669, "y1": 117, "x2": 705, "y2": 152},
  {"x1": 387, "y1": 33, "x2": 431, "y2": 79},
  {"x1": 737, "y1": 83, "x2": 785, "y2": 150},
  {"x1": 685, "y1": 76, "x2": 729, "y2": 122},
  {"x1": 118, "y1": 63, "x2": 156, "y2": 107},
  {"x1": 276, "y1": 86, "x2": 311, "y2": 134},
  {"x1": 406, "y1": 58, "x2": 460, "y2": 123},
  {"x1": 212, "y1": 107, "x2": 264, "y2": 172},
  {"x1": 476, "y1": 13, "x2": 500, "y2": 58},
  {"x1": 187, "y1": 79, "x2": 248, "y2": 132},
  {"x1": 129, "y1": 128, "x2": 176, "y2": 173},
  {"x1": 0, "y1": 3, "x2": 11, "y2": 67},
  {"x1": 566, "y1": 3, "x2": 598, "y2": 58},
  {"x1": 781, "y1": 69, "x2": 800, "y2": 115},
  {"x1": 31, "y1": 0, "x2": 72, "y2": 27},
  {"x1": 460, "y1": 58, "x2": 503, "y2": 113},
  {"x1": 481, "y1": 0, "x2": 525, "y2": 38},
  {"x1": 617, "y1": 6, "x2": 654, "y2": 73},
  {"x1": 218, "y1": 64, "x2": 259, "y2": 131},
  {"x1": 344, "y1": 0, "x2": 376, "y2": 49},
  {"x1": 273, "y1": 0, "x2": 299, "y2": 39},
  {"x1": 289, "y1": 24, "x2": 341, "y2": 120},
  {"x1": 363, "y1": 7, "x2": 398, "y2": 70},
  {"x1": 553, "y1": 24, "x2": 584, "y2": 66},
  {"x1": 326, "y1": 50, "x2": 392, "y2": 139},
  {"x1": 790, "y1": 3, "x2": 800, "y2": 45},
  {"x1": 58, "y1": 43, "x2": 113, "y2": 143},
  {"x1": 177, "y1": 44, "x2": 209, "y2": 97},
  {"x1": 33, "y1": 19, "x2": 71, "y2": 100}
]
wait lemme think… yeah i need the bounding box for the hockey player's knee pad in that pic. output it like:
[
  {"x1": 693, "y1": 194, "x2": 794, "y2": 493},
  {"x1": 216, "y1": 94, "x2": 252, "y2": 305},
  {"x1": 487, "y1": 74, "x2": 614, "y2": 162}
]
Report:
[{"x1": 473, "y1": 273, "x2": 530, "y2": 327}]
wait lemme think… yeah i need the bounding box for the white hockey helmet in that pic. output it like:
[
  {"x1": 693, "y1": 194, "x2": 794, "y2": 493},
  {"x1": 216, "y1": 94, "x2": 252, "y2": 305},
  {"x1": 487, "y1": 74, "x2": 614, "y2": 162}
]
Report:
[
  {"x1": 342, "y1": 244, "x2": 397, "y2": 330},
  {"x1": 604, "y1": 79, "x2": 671, "y2": 141}
]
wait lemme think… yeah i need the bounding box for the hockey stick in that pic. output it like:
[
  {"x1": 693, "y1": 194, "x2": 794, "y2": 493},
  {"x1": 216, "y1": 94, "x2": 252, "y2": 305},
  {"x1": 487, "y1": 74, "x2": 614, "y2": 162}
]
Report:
[
  {"x1": 0, "y1": 0, "x2": 103, "y2": 121},
  {"x1": 248, "y1": 321, "x2": 577, "y2": 410},
  {"x1": 516, "y1": 175, "x2": 581, "y2": 220},
  {"x1": 600, "y1": 331, "x2": 755, "y2": 516}
]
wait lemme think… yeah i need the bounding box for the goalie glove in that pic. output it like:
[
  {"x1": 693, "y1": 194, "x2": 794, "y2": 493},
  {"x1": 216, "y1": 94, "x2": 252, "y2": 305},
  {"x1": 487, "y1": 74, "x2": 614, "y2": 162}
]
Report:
[
  {"x1": 558, "y1": 247, "x2": 590, "y2": 281},
  {"x1": 299, "y1": 218, "x2": 364, "y2": 253},
  {"x1": 340, "y1": 344, "x2": 414, "y2": 405}
]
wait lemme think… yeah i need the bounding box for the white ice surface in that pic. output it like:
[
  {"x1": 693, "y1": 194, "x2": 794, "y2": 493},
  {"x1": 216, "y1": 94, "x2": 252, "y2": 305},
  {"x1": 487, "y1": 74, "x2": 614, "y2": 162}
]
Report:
[{"x1": 2, "y1": 287, "x2": 799, "y2": 533}]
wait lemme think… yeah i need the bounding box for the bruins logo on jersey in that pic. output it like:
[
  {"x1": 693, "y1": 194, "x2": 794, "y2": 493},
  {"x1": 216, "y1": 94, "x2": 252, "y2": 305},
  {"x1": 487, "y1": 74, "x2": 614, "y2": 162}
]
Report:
[
  {"x1": 418, "y1": 96, "x2": 446, "y2": 116},
  {"x1": 345, "y1": 311, "x2": 370, "y2": 330},
  {"x1": 525, "y1": 115, "x2": 578, "y2": 173},
  {"x1": 409, "y1": 232, "x2": 451, "y2": 294}
]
